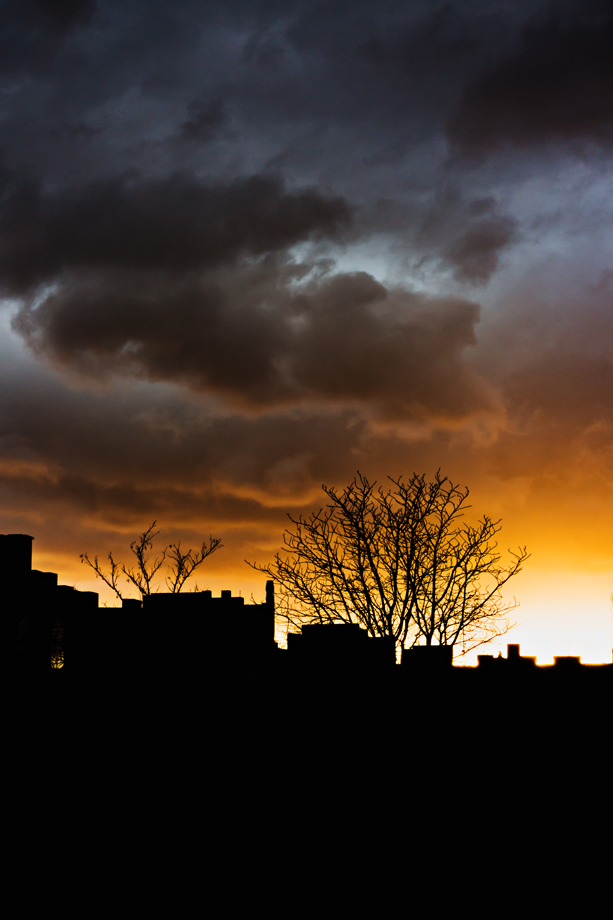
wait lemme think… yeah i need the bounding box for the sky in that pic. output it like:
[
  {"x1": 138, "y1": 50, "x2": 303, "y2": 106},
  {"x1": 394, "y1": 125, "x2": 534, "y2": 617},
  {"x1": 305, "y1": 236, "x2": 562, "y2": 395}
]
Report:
[{"x1": 0, "y1": 0, "x2": 612, "y2": 662}]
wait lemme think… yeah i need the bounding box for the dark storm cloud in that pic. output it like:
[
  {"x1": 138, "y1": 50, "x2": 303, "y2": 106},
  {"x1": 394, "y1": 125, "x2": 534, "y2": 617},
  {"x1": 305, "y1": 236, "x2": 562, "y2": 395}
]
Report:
[
  {"x1": 449, "y1": 0, "x2": 613, "y2": 153},
  {"x1": 0, "y1": 2, "x2": 528, "y2": 188},
  {"x1": 487, "y1": 352, "x2": 613, "y2": 487},
  {"x1": 470, "y1": 268, "x2": 613, "y2": 486},
  {"x1": 179, "y1": 98, "x2": 226, "y2": 143},
  {"x1": 0, "y1": 143, "x2": 493, "y2": 426},
  {"x1": 4, "y1": 287, "x2": 610, "y2": 539},
  {"x1": 15, "y1": 261, "x2": 491, "y2": 423},
  {"x1": 0, "y1": 0, "x2": 96, "y2": 79},
  {"x1": 283, "y1": 272, "x2": 487, "y2": 420},
  {"x1": 0, "y1": 357, "x2": 375, "y2": 527},
  {"x1": 1, "y1": 1, "x2": 606, "y2": 187},
  {"x1": 445, "y1": 217, "x2": 516, "y2": 283},
  {"x1": 417, "y1": 191, "x2": 517, "y2": 283},
  {"x1": 21, "y1": 1, "x2": 97, "y2": 32},
  {"x1": 0, "y1": 168, "x2": 350, "y2": 293},
  {"x1": 1, "y1": 0, "x2": 611, "y2": 550}
]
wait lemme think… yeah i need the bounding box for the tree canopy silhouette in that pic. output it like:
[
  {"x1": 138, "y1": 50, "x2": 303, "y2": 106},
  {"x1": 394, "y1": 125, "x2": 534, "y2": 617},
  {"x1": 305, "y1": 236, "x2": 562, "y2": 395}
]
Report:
[
  {"x1": 81, "y1": 521, "x2": 222, "y2": 602},
  {"x1": 251, "y1": 472, "x2": 529, "y2": 656}
]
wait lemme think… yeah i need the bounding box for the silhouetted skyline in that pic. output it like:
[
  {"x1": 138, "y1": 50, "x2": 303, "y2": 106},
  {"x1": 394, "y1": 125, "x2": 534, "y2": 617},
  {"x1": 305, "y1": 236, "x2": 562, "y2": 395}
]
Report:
[{"x1": 5, "y1": 533, "x2": 610, "y2": 679}]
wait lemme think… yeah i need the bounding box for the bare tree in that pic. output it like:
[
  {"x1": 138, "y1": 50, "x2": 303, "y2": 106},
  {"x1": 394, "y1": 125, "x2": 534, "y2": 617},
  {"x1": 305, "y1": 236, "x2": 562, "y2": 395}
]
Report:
[
  {"x1": 164, "y1": 539, "x2": 223, "y2": 593},
  {"x1": 80, "y1": 549, "x2": 125, "y2": 602},
  {"x1": 250, "y1": 472, "x2": 529, "y2": 657},
  {"x1": 81, "y1": 521, "x2": 222, "y2": 601}
]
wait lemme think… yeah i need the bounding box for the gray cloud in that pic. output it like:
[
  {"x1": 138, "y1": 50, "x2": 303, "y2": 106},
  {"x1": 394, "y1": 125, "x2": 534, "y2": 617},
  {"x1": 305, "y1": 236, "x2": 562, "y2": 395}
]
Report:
[
  {"x1": 22, "y1": 1, "x2": 97, "y2": 32},
  {"x1": 179, "y1": 98, "x2": 226, "y2": 143},
  {"x1": 0, "y1": 0, "x2": 96, "y2": 81},
  {"x1": 15, "y1": 260, "x2": 492, "y2": 423},
  {"x1": 449, "y1": 1, "x2": 613, "y2": 154},
  {"x1": 0, "y1": 351, "x2": 380, "y2": 547},
  {"x1": 0, "y1": 168, "x2": 350, "y2": 293},
  {"x1": 417, "y1": 191, "x2": 518, "y2": 283},
  {"x1": 445, "y1": 217, "x2": 516, "y2": 283}
]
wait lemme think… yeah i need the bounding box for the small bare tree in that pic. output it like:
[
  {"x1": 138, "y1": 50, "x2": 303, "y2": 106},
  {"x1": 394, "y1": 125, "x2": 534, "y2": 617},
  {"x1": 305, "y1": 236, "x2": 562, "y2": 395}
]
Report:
[
  {"x1": 81, "y1": 521, "x2": 222, "y2": 601},
  {"x1": 164, "y1": 540, "x2": 223, "y2": 593},
  {"x1": 250, "y1": 472, "x2": 529, "y2": 657}
]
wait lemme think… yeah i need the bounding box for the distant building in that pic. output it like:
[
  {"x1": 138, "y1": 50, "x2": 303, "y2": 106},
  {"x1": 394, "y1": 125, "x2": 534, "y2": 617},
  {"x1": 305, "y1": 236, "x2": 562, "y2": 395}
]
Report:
[
  {"x1": 1, "y1": 533, "x2": 98, "y2": 675},
  {"x1": 287, "y1": 623, "x2": 394, "y2": 669}
]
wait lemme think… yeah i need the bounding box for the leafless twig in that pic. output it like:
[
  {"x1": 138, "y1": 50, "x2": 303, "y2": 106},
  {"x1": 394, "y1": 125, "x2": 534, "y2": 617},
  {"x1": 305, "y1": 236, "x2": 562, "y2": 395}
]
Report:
[{"x1": 81, "y1": 522, "x2": 223, "y2": 600}]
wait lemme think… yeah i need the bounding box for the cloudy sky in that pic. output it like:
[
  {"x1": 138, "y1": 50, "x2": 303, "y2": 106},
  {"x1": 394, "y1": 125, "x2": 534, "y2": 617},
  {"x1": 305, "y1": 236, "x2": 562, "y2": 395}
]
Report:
[{"x1": 1, "y1": 0, "x2": 612, "y2": 661}]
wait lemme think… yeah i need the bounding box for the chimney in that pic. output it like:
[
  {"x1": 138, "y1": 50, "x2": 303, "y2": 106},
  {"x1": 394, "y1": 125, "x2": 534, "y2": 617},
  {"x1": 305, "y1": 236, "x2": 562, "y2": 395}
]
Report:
[{"x1": 0, "y1": 534, "x2": 34, "y2": 582}]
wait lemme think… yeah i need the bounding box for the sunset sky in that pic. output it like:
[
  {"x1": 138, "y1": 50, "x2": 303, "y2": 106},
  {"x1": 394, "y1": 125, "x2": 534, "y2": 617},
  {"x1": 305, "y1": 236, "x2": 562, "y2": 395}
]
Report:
[{"x1": 1, "y1": 0, "x2": 612, "y2": 662}]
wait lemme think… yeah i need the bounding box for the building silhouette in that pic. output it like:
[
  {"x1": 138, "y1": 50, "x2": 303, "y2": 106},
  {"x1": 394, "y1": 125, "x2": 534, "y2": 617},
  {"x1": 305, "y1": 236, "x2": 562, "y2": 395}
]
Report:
[{"x1": 3, "y1": 533, "x2": 612, "y2": 689}]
